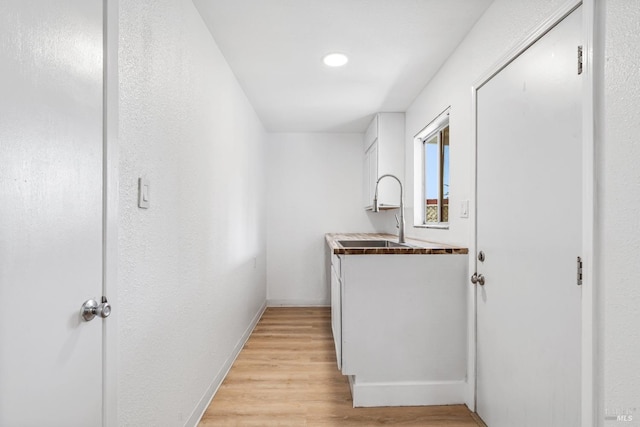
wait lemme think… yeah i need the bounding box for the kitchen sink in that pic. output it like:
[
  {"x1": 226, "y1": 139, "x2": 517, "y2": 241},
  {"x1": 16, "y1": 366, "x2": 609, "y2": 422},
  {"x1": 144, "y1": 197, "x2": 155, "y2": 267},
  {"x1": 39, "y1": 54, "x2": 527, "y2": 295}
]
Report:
[{"x1": 337, "y1": 240, "x2": 411, "y2": 248}]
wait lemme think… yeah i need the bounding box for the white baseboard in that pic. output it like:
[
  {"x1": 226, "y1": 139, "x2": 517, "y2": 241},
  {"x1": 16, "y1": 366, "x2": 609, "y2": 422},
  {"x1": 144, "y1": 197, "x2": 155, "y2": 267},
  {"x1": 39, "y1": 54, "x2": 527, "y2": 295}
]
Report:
[
  {"x1": 350, "y1": 379, "x2": 466, "y2": 408},
  {"x1": 185, "y1": 301, "x2": 267, "y2": 427},
  {"x1": 267, "y1": 298, "x2": 330, "y2": 307},
  {"x1": 464, "y1": 378, "x2": 475, "y2": 411}
]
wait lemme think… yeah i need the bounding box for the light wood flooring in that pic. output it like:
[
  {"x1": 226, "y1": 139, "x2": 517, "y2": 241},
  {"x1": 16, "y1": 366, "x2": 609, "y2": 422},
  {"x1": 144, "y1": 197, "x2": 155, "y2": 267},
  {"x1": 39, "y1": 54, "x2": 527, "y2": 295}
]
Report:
[{"x1": 199, "y1": 307, "x2": 483, "y2": 426}]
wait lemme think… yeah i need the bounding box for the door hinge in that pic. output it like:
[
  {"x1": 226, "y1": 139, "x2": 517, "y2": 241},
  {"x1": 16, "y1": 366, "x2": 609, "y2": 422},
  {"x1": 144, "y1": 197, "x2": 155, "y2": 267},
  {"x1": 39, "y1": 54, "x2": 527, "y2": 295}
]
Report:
[
  {"x1": 577, "y1": 256, "x2": 583, "y2": 286},
  {"x1": 577, "y1": 45, "x2": 583, "y2": 75}
]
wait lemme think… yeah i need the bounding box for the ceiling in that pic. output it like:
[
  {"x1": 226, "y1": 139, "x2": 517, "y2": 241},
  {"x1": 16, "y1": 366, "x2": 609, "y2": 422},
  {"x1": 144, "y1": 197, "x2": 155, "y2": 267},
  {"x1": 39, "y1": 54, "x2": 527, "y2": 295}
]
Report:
[{"x1": 193, "y1": 0, "x2": 494, "y2": 133}]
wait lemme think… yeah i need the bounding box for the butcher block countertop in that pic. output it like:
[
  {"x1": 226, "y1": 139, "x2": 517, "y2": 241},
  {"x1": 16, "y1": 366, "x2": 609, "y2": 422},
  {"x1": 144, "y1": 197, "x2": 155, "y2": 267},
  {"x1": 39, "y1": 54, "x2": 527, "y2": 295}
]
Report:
[{"x1": 325, "y1": 233, "x2": 468, "y2": 255}]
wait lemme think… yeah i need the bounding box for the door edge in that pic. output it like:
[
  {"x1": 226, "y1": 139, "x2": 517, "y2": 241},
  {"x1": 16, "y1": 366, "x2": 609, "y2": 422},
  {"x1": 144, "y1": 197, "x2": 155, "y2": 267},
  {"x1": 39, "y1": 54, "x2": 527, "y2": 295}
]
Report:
[{"x1": 103, "y1": 0, "x2": 119, "y2": 425}]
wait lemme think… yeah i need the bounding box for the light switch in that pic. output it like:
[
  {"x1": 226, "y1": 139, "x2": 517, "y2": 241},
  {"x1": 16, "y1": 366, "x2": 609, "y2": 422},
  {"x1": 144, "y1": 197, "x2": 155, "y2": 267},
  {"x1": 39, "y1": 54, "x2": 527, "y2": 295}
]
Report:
[
  {"x1": 138, "y1": 178, "x2": 150, "y2": 209},
  {"x1": 460, "y1": 200, "x2": 469, "y2": 218}
]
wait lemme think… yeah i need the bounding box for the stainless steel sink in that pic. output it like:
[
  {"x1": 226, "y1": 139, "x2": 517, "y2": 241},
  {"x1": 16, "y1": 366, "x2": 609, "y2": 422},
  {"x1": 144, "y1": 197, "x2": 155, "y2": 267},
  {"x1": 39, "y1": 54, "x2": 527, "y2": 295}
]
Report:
[{"x1": 337, "y1": 240, "x2": 411, "y2": 248}]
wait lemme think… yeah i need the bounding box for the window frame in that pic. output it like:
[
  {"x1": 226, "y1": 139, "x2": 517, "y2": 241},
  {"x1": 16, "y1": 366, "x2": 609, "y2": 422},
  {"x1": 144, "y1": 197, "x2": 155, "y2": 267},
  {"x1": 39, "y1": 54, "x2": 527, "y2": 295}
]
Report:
[{"x1": 413, "y1": 108, "x2": 450, "y2": 229}]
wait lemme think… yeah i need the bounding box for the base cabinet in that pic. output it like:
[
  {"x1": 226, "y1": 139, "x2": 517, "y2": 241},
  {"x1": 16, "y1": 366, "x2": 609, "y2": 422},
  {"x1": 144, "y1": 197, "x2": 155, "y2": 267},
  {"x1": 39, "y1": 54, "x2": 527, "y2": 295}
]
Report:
[{"x1": 328, "y1": 248, "x2": 468, "y2": 407}]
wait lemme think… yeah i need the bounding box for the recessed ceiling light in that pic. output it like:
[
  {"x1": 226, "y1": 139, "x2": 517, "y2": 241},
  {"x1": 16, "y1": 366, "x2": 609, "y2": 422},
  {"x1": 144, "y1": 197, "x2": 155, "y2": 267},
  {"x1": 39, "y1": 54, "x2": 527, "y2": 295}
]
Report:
[{"x1": 323, "y1": 53, "x2": 348, "y2": 67}]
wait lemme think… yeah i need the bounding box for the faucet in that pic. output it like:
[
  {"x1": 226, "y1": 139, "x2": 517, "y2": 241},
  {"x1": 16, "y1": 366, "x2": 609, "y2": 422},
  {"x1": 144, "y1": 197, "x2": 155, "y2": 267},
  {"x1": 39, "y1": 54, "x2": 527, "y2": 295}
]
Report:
[{"x1": 372, "y1": 174, "x2": 405, "y2": 244}]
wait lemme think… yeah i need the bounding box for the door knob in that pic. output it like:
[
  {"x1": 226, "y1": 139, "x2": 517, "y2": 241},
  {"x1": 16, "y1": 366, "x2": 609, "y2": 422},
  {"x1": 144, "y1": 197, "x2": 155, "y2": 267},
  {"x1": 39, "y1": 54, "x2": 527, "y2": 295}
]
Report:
[
  {"x1": 470, "y1": 273, "x2": 486, "y2": 286},
  {"x1": 81, "y1": 298, "x2": 111, "y2": 321}
]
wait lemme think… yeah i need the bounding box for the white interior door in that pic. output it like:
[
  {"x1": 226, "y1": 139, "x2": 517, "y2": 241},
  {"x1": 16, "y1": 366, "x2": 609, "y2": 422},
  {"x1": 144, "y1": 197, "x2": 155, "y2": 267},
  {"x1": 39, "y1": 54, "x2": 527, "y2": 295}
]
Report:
[
  {"x1": 0, "y1": 1, "x2": 104, "y2": 425},
  {"x1": 476, "y1": 7, "x2": 582, "y2": 427}
]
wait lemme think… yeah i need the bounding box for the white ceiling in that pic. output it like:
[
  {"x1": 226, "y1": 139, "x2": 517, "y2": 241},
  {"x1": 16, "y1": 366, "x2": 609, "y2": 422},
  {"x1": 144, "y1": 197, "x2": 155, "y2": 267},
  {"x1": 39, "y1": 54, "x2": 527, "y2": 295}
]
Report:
[{"x1": 193, "y1": 0, "x2": 494, "y2": 133}]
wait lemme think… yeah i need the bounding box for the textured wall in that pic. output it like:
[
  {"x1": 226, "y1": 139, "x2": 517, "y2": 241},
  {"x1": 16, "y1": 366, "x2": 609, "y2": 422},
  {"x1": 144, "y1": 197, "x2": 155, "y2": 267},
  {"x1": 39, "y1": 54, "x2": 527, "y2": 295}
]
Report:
[
  {"x1": 404, "y1": 0, "x2": 567, "y2": 246},
  {"x1": 402, "y1": 0, "x2": 579, "y2": 409},
  {"x1": 266, "y1": 133, "x2": 389, "y2": 305},
  {"x1": 600, "y1": 0, "x2": 640, "y2": 419},
  {"x1": 118, "y1": 0, "x2": 267, "y2": 424},
  {"x1": 404, "y1": 0, "x2": 640, "y2": 416}
]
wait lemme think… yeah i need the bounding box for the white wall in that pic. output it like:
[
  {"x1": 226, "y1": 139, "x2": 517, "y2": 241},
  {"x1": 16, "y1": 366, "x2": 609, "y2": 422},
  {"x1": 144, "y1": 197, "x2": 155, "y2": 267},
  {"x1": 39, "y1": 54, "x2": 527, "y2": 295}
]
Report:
[
  {"x1": 400, "y1": 0, "x2": 582, "y2": 409},
  {"x1": 263, "y1": 0, "x2": 573, "y2": 306},
  {"x1": 403, "y1": 0, "x2": 567, "y2": 246},
  {"x1": 118, "y1": 0, "x2": 267, "y2": 425},
  {"x1": 266, "y1": 133, "x2": 394, "y2": 305},
  {"x1": 402, "y1": 0, "x2": 640, "y2": 418},
  {"x1": 599, "y1": 0, "x2": 640, "y2": 420}
]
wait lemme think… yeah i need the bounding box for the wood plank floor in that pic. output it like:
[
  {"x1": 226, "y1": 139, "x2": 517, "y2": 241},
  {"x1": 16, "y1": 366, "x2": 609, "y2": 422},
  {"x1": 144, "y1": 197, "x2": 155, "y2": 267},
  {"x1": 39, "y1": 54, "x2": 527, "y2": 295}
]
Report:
[{"x1": 199, "y1": 307, "x2": 482, "y2": 426}]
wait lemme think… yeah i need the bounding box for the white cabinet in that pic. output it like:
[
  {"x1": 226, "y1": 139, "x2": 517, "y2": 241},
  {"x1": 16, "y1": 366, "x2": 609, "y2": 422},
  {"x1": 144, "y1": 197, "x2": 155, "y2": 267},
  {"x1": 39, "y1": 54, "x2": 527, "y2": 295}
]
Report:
[
  {"x1": 363, "y1": 142, "x2": 378, "y2": 208},
  {"x1": 363, "y1": 113, "x2": 405, "y2": 210},
  {"x1": 327, "y1": 242, "x2": 468, "y2": 407}
]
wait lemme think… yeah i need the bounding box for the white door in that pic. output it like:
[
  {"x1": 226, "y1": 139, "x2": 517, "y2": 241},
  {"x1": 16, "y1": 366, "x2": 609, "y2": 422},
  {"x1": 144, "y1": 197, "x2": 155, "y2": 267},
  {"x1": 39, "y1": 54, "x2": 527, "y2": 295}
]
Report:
[
  {"x1": 476, "y1": 7, "x2": 582, "y2": 427},
  {"x1": 0, "y1": 1, "x2": 105, "y2": 425}
]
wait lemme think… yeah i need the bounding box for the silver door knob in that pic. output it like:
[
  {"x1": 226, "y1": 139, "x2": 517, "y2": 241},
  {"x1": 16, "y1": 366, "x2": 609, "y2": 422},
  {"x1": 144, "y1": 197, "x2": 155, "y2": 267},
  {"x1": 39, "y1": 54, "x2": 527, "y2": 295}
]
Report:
[
  {"x1": 81, "y1": 298, "x2": 111, "y2": 321},
  {"x1": 471, "y1": 273, "x2": 486, "y2": 286}
]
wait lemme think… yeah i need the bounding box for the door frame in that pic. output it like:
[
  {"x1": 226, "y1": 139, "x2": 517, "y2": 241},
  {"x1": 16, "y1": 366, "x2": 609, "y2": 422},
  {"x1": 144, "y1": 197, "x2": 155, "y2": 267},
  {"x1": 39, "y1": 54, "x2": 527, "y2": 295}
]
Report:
[
  {"x1": 468, "y1": 0, "x2": 596, "y2": 424},
  {"x1": 103, "y1": 0, "x2": 119, "y2": 425}
]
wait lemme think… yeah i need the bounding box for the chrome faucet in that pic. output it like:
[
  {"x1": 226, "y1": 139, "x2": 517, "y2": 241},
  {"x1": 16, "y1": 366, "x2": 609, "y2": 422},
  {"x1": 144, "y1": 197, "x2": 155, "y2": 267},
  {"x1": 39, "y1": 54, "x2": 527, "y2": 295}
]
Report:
[{"x1": 372, "y1": 174, "x2": 405, "y2": 244}]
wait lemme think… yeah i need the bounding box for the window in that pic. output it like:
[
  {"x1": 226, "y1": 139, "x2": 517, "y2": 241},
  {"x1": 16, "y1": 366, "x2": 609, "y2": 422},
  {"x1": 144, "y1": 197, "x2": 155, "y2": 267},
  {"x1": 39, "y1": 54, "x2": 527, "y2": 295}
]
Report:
[
  {"x1": 424, "y1": 126, "x2": 449, "y2": 223},
  {"x1": 413, "y1": 108, "x2": 450, "y2": 227}
]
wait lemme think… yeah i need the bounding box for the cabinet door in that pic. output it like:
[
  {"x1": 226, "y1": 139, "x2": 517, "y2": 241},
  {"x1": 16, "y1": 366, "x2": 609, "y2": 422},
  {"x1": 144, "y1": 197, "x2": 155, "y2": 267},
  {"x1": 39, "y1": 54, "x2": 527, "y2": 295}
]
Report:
[
  {"x1": 330, "y1": 263, "x2": 342, "y2": 370},
  {"x1": 363, "y1": 141, "x2": 378, "y2": 209},
  {"x1": 363, "y1": 114, "x2": 378, "y2": 152},
  {"x1": 364, "y1": 113, "x2": 403, "y2": 209},
  {"x1": 363, "y1": 149, "x2": 370, "y2": 208},
  {"x1": 368, "y1": 142, "x2": 378, "y2": 207}
]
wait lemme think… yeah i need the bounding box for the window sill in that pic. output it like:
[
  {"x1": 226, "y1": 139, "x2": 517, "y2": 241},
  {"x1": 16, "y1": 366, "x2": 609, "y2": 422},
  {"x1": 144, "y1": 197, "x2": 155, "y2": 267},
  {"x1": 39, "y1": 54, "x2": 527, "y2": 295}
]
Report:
[{"x1": 413, "y1": 224, "x2": 450, "y2": 230}]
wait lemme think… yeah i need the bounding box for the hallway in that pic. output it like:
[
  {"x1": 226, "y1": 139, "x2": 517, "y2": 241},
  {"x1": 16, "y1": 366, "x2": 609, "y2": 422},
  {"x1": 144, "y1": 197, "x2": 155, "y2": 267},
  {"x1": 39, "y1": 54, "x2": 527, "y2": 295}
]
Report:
[{"x1": 199, "y1": 307, "x2": 482, "y2": 426}]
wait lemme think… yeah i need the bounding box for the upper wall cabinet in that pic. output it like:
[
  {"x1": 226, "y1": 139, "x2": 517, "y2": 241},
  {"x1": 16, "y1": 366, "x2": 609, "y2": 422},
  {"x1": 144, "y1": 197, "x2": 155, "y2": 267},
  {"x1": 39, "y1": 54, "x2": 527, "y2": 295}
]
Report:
[{"x1": 363, "y1": 113, "x2": 405, "y2": 210}]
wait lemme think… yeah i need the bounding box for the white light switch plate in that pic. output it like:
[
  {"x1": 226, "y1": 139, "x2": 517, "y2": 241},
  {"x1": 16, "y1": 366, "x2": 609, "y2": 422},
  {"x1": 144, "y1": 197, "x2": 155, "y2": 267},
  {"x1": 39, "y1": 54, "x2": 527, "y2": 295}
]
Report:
[
  {"x1": 138, "y1": 178, "x2": 150, "y2": 209},
  {"x1": 460, "y1": 200, "x2": 469, "y2": 218}
]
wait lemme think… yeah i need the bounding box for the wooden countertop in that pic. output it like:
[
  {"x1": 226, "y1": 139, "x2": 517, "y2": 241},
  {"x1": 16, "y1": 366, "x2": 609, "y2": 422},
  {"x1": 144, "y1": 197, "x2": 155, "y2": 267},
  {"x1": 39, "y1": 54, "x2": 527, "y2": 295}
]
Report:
[{"x1": 325, "y1": 233, "x2": 468, "y2": 255}]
